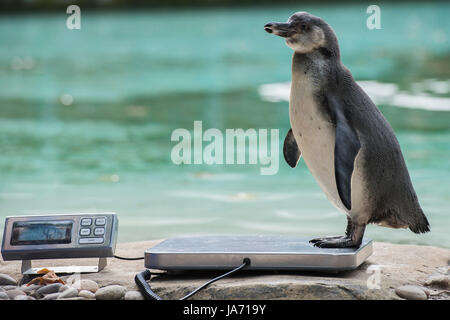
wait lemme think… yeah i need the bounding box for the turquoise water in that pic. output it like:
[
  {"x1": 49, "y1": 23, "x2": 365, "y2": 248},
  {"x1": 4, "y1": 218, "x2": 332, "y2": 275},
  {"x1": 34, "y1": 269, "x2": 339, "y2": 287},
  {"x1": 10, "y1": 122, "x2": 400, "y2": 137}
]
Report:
[{"x1": 0, "y1": 3, "x2": 449, "y2": 247}]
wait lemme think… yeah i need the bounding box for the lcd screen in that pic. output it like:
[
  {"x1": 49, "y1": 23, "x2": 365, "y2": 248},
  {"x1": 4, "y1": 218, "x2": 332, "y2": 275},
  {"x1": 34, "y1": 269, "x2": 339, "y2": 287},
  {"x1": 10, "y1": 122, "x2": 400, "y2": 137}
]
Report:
[{"x1": 10, "y1": 221, "x2": 72, "y2": 245}]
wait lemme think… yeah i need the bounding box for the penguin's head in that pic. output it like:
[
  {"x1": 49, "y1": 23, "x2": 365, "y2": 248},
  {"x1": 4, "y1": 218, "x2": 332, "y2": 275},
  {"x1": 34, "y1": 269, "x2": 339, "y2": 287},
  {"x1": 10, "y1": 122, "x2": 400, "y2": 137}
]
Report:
[{"x1": 264, "y1": 12, "x2": 338, "y2": 56}]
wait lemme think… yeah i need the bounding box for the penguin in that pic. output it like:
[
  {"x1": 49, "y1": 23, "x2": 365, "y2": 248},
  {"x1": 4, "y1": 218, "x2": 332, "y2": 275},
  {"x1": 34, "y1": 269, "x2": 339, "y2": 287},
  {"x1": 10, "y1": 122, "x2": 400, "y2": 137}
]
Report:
[{"x1": 264, "y1": 12, "x2": 430, "y2": 248}]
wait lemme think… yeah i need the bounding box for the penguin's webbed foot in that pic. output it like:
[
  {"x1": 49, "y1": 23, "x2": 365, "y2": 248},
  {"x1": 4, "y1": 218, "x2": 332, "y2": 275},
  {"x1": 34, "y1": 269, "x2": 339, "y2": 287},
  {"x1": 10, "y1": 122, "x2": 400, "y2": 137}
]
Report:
[
  {"x1": 309, "y1": 236, "x2": 345, "y2": 244},
  {"x1": 311, "y1": 221, "x2": 366, "y2": 248},
  {"x1": 311, "y1": 237, "x2": 361, "y2": 248}
]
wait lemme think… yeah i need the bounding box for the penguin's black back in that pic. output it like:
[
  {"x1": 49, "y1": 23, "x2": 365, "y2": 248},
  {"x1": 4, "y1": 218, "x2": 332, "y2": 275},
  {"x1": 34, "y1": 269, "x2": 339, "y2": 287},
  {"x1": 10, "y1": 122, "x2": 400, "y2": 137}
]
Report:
[{"x1": 330, "y1": 65, "x2": 430, "y2": 233}]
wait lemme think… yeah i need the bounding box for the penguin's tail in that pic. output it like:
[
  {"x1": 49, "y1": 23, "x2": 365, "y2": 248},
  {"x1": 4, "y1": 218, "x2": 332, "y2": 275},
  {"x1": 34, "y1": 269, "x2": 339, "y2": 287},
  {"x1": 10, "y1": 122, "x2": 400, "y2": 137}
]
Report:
[{"x1": 408, "y1": 208, "x2": 430, "y2": 234}]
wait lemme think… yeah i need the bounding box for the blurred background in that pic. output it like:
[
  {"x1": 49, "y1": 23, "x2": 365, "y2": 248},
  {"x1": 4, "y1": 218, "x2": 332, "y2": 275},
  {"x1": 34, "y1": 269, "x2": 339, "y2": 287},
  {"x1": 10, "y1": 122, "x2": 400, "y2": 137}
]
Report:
[{"x1": 0, "y1": 1, "x2": 449, "y2": 247}]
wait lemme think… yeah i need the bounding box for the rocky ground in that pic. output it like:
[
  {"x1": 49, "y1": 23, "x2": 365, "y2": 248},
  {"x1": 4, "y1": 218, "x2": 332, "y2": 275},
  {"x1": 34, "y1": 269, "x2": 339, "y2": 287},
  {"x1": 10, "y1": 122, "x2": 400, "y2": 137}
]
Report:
[{"x1": 0, "y1": 240, "x2": 449, "y2": 300}]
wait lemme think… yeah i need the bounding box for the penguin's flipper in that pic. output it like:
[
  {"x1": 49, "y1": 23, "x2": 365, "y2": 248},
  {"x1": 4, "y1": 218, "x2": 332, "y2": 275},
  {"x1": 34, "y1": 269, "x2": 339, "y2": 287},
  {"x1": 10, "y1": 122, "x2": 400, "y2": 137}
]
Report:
[
  {"x1": 283, "y1": 128, "x2": 301, "y2": 168},
  {"x1": 328, "y1": 94, "x2": 361, "y2": 211}
]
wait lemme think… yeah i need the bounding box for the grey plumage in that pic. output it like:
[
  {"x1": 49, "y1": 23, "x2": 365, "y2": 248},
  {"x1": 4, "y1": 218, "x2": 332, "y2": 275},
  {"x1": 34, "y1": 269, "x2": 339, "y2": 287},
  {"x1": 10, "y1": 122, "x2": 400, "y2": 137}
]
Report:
[{"x1": 268, "y1": 12, "x2": 429, "y2": 247}]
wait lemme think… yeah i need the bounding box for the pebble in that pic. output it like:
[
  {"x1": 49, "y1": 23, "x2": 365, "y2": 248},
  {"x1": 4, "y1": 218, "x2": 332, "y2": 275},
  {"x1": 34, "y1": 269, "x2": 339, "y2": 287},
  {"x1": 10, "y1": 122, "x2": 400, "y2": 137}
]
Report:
[
  {"x1": 0, "y1": 292, "x2": 9, "y2": 300},
  {"x1": 95, "y1": 285, "x2": 127, "y2": 300},
  {"x1": 59, "y1": 297, "x2": 86, "y2": 300},
  {"x1": 421, "y1": 287, "x2": 432, "y2": 298},
  {"x1": 0, "y1": 287, "x2": 4, "y2": 293},
  {"x1": 395, "y1": 285, "x2": 428, "y2": 300},
  {"x1": 35, "y1": 283, "x2": 63, "y2": 298},
  {"x1": 6, "y1": 289, "x2": 26, "y2": 300},
  {"x1": 15, "y1": 295, "x2": 36, "y2": 300},
  {"x1": 72, "y1": 279, "x2": 99, "y2": 293},
  {"x1": 42, "y1": 292, "x2": 61, "y2": 300},
  {"x1": 21, "y1": 284, "x2": 41, "y2": 295},
  {"x1": 0, "y1": 273, "x2": 17, "y2": 286},
  {"x1": 58, "y1": 285, "x2": 70, "y2": 292},
  {"x1": 425, "y1": 275, "x2": 450, "y2": 290},
  {"x1": 124, "y1": 291, "x2": 144, "y2": 300},
  {"x1": 2, "y1": 285, "x2": 17, "y2": 291},
  {"x1": 78, "y1": 290, "x2": 95, "y2": 299},
  {"x1": 64, "y1": 275, "x2": 78, "y2": 286},
  {"x1": 58, "y1": 287, "x2": 78, "y2": 299}
]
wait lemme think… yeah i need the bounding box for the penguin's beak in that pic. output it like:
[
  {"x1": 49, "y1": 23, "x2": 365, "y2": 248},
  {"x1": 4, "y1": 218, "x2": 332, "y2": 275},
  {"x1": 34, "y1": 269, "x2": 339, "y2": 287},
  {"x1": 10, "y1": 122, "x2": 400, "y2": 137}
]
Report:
[{"x1": 264, "y1": 22, "x2": 294, "y2": 38}]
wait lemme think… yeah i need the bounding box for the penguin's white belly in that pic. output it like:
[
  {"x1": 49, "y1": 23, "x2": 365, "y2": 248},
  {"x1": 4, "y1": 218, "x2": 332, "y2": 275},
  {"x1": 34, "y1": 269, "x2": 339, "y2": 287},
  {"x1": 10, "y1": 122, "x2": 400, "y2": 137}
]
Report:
[{"x1": 289, "y1": 75, "x2": 368, "y2": 221}]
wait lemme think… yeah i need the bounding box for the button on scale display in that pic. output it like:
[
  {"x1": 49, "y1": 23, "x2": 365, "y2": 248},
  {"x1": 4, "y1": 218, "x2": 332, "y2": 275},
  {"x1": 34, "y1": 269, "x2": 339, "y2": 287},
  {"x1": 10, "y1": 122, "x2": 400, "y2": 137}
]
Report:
[
  {"x1": 79, "y1": 238, "x2": 104, "y2": 244},
  {"x1": 80, "y1": 228, "x2": 90, "y2": 236},
  {"x1": 94, "y1": 228, "x2": 105, "y2": 236},
  {"x1": 95, "y1": 218, "x2": 106, "y2": 226},
  {"x1": 81, "y1": 218, "x2": 92, "y2": 226}
]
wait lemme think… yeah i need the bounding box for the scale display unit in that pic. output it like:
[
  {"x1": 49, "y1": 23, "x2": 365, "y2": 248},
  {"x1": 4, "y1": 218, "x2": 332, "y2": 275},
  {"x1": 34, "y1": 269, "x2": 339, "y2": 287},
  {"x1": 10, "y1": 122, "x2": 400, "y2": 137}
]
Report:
[{"x1": 1, "y1": 213, "x2": 118, "y2": 274}]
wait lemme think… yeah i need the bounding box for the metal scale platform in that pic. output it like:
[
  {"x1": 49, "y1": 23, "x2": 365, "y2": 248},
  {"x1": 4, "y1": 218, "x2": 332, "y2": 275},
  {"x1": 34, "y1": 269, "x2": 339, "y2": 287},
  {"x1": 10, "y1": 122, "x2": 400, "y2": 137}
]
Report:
[{"x1": 145, "y1": 235, "x2": 373, "y2": 272}]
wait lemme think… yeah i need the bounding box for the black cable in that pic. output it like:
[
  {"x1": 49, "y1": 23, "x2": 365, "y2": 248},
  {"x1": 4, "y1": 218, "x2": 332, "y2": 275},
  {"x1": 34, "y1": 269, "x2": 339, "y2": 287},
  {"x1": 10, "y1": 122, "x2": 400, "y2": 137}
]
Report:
[
  {"x1": 180, "y1": 258, "x2": 250, "y2": 300},
  {"x1": 135, "y1": 258, "x2": 251, "y2": 300},
  {"x1": 135, "y1": 269, "x2": 163, "y2": 300},
  {"x1": 114, "y1": 255, "x2": 144, "y2": 260}
]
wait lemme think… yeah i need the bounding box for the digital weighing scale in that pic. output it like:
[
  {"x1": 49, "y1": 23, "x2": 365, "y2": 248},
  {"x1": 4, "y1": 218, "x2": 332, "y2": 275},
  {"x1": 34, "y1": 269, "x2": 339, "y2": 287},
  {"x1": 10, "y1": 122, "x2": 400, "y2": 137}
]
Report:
[
  {"x1": 1, "y1": 213, "x2": 118, "y2": 274},
  {"x1": 2, "y1": 213, "x2": 372, "y2": 278},
  {"x1": 145, "y1": 235, "x2": 373, "y2": 272}
]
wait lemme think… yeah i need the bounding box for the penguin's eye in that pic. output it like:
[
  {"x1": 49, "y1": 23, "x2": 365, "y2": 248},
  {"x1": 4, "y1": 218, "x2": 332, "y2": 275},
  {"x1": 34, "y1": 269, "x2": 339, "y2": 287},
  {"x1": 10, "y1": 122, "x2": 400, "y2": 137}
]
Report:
[{"x1": 300, "y1": 24, "x2": 310, "y2": 31}]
